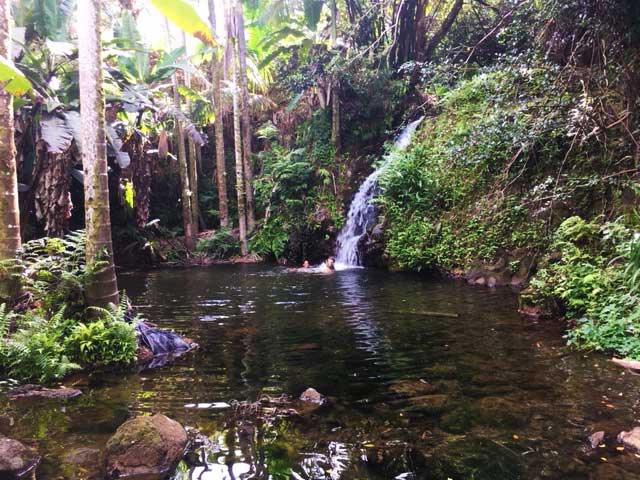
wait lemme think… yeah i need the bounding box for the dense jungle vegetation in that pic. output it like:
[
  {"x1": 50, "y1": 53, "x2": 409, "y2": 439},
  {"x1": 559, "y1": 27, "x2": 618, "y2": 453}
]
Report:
[{"x1": 0, "y1": 0, "x2": 639, "y2": 385}]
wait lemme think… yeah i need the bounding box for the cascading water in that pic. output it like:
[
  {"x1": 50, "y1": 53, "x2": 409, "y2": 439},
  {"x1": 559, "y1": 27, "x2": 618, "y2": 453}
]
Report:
[{"x1": 335, "y1": 117, "x2": 424, "y2": 268}]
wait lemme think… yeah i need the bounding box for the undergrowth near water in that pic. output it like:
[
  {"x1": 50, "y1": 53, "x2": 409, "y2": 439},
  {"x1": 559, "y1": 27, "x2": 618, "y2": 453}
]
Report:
[
  {"x1": 0, "y1": 232, "x2": 137, "y2": 382},
  {"x1": 526, "y1": 216, "x2": 640, "y2": 358}
]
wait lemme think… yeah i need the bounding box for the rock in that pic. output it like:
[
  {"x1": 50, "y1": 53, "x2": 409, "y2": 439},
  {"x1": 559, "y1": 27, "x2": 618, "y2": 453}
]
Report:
[
  {"x1": 611, "y1": 358, "x2": 640, "y2": 373},
  {"x1": 476, "y1": 397, "x2": 529, "y2": 428},
  {"x1": 518, "y1": 305, "x2": 542, "y2": 321},
  {"x1": 388, "y1": 379, "x2": 435, "y2": 397},
  {"x1": 299, "y1": 387, "x2": 325, "y2": 405},
  {"x1": 104, "y1": 414, "x2": 188, "y2": 480},
  {"x1": 63, "y1": 447, "x2": 102, "y2": 479},
  {"x1": 7, "y1": 384, "x2": 82, "y2": 400},
  {"x1": 404, "y1": 394, "x2": 450, "y2": 414},
  {"x1": 588, "y1": 431, "x2": 606, "y2": 449},
  {"x1": 428, "y1": 437, "x2": 523, "y2": 479},
  {"x1": 0, "y1": 437, "x2": 41, "y2": 479},
  {"x1": 136, "y1": 346, "x2": 154, "y2": 364},
  {"x1": 617, "y1": 427, "x2": 640, "y2": 451}
]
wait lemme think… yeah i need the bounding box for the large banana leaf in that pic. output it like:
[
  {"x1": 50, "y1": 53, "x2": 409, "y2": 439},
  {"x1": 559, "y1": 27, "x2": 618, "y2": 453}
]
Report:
[
  {"x1": 149, "y1": 0, "x2": 216, "y2": 46},
  {"x1": 0, "y1": 55, "x2": 32, "y2": 96},
  {"x1": 40, "y1": 113, "x2": 73, "y2": 153}
]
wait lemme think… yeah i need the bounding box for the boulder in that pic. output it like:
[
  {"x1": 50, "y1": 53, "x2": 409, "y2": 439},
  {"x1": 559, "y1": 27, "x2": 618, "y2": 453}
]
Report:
[
  {"x1": 0, "y1": 437, "x2": 41, "y2": 479},
  {"x1": 104, "y1": 414, "x2": 188, "y2": 480},
  {"x1": 8, "y1": 384, "x2": 82, "y2": 400},
  {"x1": 617, "y1": 427, "x2": 640, "y2": 451}
]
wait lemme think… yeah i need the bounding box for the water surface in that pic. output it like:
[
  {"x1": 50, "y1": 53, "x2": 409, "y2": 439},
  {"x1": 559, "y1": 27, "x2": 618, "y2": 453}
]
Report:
[{"x1": 2, "y1": 264, "x2": 640, "y2": 479}]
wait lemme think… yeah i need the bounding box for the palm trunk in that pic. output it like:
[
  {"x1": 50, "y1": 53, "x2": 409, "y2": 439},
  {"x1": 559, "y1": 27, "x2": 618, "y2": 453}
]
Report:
[
  {"x1": 231, "y1": 31, "x2": 248, "y2": 256},
  {"x1": 330, "y1": 0, "x2": 341, "y2": 152},
  {"x1": 208, "y1": 0, "x2": 229, "y2": 228},
  {"x1": 78, "y1": 0, "x2": 119, "y2": 308},
  {"x1": 0, "y1": 0, "x2": 21, "y2": 302},
  {"x1": 182, "y1": 33, "x2": 200, "y2": 236},
  {"x1": 233, "y1": 0, "x2": 255, "y2": 232},
  {"x1": 166, "y1": 20, "x2": 196, "y2": 251}
]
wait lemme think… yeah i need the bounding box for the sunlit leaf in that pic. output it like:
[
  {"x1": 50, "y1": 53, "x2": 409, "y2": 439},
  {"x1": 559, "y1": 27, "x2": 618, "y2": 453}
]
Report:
[
  {"x1": 0, "y1": 55, "x2": 32, "y2": 96},
  {"x1": 149, "y1": 0, "x2": 216, "y2": 46}
]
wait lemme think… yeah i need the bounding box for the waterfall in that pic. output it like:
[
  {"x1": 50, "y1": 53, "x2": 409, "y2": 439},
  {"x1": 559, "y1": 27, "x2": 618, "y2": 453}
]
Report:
[{"x1": 335, "y1": 117, "x2": 424, "y2": 268}]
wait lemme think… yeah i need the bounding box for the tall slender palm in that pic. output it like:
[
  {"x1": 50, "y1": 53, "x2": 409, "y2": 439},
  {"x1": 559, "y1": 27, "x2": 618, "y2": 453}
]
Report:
[
  {"x1": 230, "y1": 9, "x2": 248, "y2": 255},
  {"x1": 78, "y1": 0, "x2": 119, "y2": 308},
  {"x1": 233, "y1": 0, "x2": 255, "y2": 232},
  {"x1": 330, "y1": 0, "x2": 340, "y2": 152},
  {"x1": 165, "y1": 20, "x2": 196, "y2": 250},
  {"x1": 182, "y1": 32, "x2": 200, "y2": 233},
  {"x1": 0, "y1": 0, "x2": 21, "y2": 302},
  {"x1": 208, "y1": 0, "x2": 229, "y2": 228}
]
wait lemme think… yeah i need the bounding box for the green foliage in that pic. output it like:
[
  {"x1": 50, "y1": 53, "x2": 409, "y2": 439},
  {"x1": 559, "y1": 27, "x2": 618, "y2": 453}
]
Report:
[
  {"x1": 0, "y1": 299, "x2": 137, "y2": 382},
  {"x1": 19, "y1": 230, "x2": 90, "y2": 315},
  {"x1": 529, "y1": 216, "x2": 640, "y2": 358},
  {"x1": 0, "y1": 307, "x2": 80, "y2": 383},
  {"x1": 250, "y1": 217, "x2": 289, "y2": 259},
  {"x1": 380, "y1": 65, "x2": 560, "y2": 272},
  {"x1": 0, "y1": 234, "x2": 137, "y2": 383},
  {"x1": 196, "y1": 229, "x2": 240, "y2": 259},
  {"x1": 65, "y1": 318, "x2": 136, "y2": 366}
]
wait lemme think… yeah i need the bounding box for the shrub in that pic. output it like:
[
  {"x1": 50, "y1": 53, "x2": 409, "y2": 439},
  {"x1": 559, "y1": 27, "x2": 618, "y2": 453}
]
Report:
[{"x1": 196, "y1": 228, "x2": 240, "y2": 259}]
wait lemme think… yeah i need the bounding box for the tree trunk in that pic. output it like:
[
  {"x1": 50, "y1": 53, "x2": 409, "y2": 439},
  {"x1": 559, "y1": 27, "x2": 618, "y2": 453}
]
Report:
[
  {"x1": 78, "y1": 0, "x2": 119, "y2": 308},
  {"x1": 166, "y1": 20, "x2": 196, "y2": 251},
  {"x1": 233, "y1": 0, "x2": 255, "y2": 233},
  {"x1": 0, "y1": 0, "x2": 21, "y2": 302},
  {"x1": 182, "y1": 33, "x2": 200, "y2": 236},
  {"x1": 208, "y1": 0, "x2": 229, "y2": 228},
  {"x1": 231, "y1": 30, "x2": 248, "y2": 256},
  {"x1": 330, "y1": 0, "x2": 341, "y2": 152}
]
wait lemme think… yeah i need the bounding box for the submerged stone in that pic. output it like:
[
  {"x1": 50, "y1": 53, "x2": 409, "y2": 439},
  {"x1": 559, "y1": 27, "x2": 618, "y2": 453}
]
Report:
[
  {"x1": 588, "y1": 430, "x2": 606, "y2": 449},
  {"x1": 104, "y1": 414, "x2": 188, "y2": 480},
  {"x1": 404, "y1": 394, "x2": 450, "y2": 414},
  {"x1": 428, "y1": 437, "x2": 524, "y2": 479},
  {"x1": 0, "y1": 437, "x2": 41, "y2": 479},
  {"x1": 8, "y1": 384, "x2": 82, "y2": 400},
  {"x1": 476, "y1": 396, "x2": 529, "y2": 428},
  {"x1": 388, "y1": 379, "x2": 435, "y2": 397},
  {"x1": 617, "y1": 427, "x2": 640, "y2": 451},
  {"x1": 299, "y1": 387, "x2": 325, "y2": 405}
]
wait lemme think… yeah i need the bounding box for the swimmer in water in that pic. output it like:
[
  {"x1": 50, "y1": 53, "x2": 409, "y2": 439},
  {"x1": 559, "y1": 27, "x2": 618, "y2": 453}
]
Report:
[
  {"x1": 320, "y1": 257, "x2": 335, "y2": 273},
  {"x1": 301, "y1": 260, "x2": 310, "y2": 269}
]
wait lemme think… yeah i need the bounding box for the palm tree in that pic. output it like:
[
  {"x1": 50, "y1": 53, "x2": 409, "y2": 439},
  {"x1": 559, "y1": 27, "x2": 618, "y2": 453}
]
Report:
[
  {"x1": 182, "y1": 32, "x2": 200, "y2": 234},
  {"x1": 0, "y1": 0, "x2": 21, "y2": 302},
  {"x1": 233, "y1": 0, "x2": 256, "y2": 233},
  {"x1": 78, "y1": 0, "x2": 119, "y2": 308},
  {"x1": 208, "y1": 0, "x2": 229, "y2": 228},
  {"x1": 330, "y1": 0, "x2": 340, "y2": 152},
  {"x1": 165, "y1": 20, "x2": 197, "y2": 251},
  {"x1": 230, "y1": 7, "x2": 249, "y2": 256}
]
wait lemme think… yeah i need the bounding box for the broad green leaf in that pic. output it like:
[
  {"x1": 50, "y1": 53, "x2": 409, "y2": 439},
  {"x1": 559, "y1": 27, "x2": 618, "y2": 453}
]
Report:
[
  {"x1": 149, "y1": 0, "x2": 216, "y2": 46},
  {"x1": 0, "y1": 55, "x2": 32, "y2": 96}
]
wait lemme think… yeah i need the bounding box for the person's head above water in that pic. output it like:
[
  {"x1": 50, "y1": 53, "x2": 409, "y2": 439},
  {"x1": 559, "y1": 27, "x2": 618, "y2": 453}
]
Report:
[
  {"x1": 325, "y1": 257, "x2": 335, "y2": 269},
  {"x1": 302, "y1": 260, "x2": 310, "y2": 268}
]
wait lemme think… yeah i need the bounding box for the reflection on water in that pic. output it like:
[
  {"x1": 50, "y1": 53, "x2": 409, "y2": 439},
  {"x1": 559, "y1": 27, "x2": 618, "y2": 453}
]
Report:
[{"x1": 2, "y1": 264, "x2": 640, "y2": 479}]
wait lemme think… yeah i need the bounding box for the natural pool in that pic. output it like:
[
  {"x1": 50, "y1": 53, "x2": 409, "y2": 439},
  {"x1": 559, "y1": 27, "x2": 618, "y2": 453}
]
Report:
[{"x1": 2, "y1": 264, "x2": 640, "y2": 479}]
